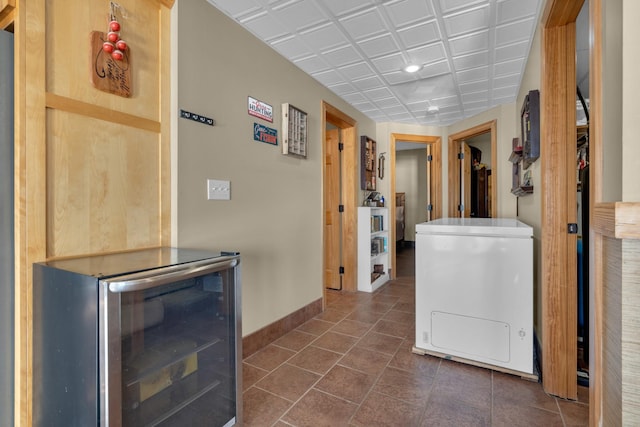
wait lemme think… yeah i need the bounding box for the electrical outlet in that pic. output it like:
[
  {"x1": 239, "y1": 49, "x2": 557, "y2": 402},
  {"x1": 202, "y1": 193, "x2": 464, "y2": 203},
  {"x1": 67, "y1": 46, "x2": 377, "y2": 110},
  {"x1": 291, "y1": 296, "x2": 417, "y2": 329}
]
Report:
[{"x1": 207, "y1": 179, "x2": 230, "y2": 200}]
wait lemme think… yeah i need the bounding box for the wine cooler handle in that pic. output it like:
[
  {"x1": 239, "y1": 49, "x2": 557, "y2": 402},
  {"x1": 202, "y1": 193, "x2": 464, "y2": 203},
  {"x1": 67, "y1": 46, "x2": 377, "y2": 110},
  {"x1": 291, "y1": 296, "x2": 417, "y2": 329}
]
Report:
[{"x1": 106, "y1": 256, "x2": 239, "y2": 293}]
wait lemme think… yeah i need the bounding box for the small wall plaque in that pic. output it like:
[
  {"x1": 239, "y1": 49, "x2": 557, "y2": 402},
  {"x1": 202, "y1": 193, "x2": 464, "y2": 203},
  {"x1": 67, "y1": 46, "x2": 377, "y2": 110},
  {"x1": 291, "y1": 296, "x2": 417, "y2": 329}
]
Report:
[
  {"x1": 253, "y1": 123, "x2": 277, "y2": 145},
  {"x1": 248, "y1": 96, "x2": 273, "y2": 122}
]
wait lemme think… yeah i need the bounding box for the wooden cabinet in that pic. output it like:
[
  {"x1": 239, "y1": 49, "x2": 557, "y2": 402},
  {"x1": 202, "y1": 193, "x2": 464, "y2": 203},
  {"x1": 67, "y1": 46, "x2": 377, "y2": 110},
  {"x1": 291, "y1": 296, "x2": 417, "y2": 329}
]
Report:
[
  {"x1": 521, "y1": 89, "x2": 540, "y2": 169},
  {"x1": 358, "y1": 207, "x2": 389, "y2": 292},
  {"x1": 360, "y1": 136, "x2": 376, "y2": 191},
  {"x1": 510, "y1": 138, "x2": 533, "y2": 196},
  {"x1": 511, "y1": 89, "x2": 539, "y2": 196}
]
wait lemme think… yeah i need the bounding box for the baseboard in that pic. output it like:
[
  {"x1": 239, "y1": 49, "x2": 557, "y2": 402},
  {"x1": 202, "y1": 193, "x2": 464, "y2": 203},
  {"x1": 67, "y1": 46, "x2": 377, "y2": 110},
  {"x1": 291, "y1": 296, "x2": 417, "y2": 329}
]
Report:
[{"x1": 242, "y1": 298, "x2": 323, "y2": 359}]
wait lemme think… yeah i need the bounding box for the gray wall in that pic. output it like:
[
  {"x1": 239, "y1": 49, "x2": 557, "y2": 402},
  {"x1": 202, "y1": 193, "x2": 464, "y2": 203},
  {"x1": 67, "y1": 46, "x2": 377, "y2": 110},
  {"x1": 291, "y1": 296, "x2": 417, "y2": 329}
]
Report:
[
  {"x1": 0, "y1": 29, "x2": 15, "y2": 427},
  {"x1": 175, "y1": 0, "x2": 376, "y2": 335}
]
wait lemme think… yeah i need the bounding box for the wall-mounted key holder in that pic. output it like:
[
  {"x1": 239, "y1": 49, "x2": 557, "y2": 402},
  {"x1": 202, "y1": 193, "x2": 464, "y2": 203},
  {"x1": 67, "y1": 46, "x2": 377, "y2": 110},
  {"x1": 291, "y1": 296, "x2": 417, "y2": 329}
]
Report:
[{"x1": 180, "y1": 109, "x2": 215, "y2": 126}]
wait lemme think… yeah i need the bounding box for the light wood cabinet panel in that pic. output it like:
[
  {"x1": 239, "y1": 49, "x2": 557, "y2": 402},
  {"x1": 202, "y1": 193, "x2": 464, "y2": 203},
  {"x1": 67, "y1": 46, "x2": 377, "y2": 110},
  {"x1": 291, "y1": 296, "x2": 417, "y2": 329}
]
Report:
[
  {"x1": 47, "y1": 110, "x2": 162, "y2": 257},
  {"x1": 45, "y1": 0, "x2": 162, "y2": 120},
  {"x1": 14, "y1": 0, "x2": 173, "y2": 424}
]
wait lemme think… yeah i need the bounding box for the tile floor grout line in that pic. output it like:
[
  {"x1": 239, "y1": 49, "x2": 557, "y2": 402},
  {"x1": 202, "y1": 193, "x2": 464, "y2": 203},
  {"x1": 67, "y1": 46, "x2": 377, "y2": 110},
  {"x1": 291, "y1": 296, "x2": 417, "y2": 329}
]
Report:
[
  {"x1": 275, "y1": 312, "x2": 379, "y2": 426},
  {"x1": 245, "y1": 261, "x2": 588, "y2": 426}
]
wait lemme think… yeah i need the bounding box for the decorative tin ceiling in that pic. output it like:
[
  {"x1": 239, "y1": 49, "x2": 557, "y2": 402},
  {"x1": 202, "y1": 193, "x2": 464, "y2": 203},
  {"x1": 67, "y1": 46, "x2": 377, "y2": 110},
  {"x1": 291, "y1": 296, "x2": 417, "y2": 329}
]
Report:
[{"x1": 206, "y1": 0, "x2": 543, "y2": 126}]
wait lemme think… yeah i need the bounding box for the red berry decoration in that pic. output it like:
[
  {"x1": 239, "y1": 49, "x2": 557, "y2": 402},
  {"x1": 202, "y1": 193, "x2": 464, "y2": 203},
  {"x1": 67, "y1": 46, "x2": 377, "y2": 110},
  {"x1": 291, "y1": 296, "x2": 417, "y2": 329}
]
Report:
[
  {"x1": 107, "y1": 31, "x2": 119, "y2": 43},
  {"x1": 111, "y1": 50, "x2": 124, "y2": 61},
  {"x1": 102, "y1": 41, "x2": 115, "y2": 53},
  {"x1": 115, "y1": 39, "x2": 127, "y2": 51},
  {"x1": 103, "y1": 9, "x2": 128, "y2": 61}
]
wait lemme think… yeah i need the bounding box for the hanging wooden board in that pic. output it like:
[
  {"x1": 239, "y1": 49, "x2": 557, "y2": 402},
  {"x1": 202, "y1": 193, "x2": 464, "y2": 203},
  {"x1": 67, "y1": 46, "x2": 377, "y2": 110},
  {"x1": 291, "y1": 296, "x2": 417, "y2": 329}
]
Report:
[{"x1": 90, "y1": 31, "x2": 132, "y2": 98}]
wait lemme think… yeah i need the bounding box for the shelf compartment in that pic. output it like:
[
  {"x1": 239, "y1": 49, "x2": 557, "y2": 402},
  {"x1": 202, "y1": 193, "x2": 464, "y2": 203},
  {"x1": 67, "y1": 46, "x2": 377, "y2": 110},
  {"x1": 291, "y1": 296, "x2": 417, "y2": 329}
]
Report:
[{"x1": 123, "y1": 339, "x2": 235, "y2": 427}]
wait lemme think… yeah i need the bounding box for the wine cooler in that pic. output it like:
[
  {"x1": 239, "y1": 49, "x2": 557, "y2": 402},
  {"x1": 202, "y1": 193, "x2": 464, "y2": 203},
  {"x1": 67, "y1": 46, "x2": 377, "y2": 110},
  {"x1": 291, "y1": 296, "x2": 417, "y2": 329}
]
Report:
[{"x1": 33, "y1": 247, "x2": 241, "y2": 426}]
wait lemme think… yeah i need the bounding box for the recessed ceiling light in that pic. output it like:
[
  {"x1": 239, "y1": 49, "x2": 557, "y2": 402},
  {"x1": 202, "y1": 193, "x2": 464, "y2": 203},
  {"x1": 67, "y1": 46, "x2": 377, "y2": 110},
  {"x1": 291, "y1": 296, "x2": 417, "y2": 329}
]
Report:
[
  {"x1": 427, "y1": 106, "x2": 439, "y2": 114},
  {"x1": 403, "y1": 64, "x2": 421, "y2": 73}
]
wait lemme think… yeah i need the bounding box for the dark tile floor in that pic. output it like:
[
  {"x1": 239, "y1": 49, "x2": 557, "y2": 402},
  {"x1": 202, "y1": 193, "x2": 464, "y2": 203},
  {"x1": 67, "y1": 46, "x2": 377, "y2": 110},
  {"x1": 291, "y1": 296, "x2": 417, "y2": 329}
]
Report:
[{"x1": 242, "y1": 246, "x2": 589, "y2": 426}]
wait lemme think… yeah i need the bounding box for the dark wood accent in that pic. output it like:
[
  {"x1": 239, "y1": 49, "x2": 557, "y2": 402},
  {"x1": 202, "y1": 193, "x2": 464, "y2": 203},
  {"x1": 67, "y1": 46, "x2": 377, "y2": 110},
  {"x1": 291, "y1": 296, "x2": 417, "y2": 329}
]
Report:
[{"x1": 242, "y1": 298, "x2": 323, "y2": 359}]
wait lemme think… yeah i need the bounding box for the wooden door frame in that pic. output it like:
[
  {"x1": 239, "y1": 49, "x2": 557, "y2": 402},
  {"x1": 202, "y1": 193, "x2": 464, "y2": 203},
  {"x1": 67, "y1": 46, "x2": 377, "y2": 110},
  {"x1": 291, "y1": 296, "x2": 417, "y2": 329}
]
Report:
[
  {"x1": 322, "y1": 101, "x2": 357, "y2": 298},
  {"x1": 539, "y1": 0, "x2": 585, "y2": 401},
  {"x1": 389, "y1": 133, "x2": 442, "y2": 279},
  {"x1": 447, "y1": 120, "x2": 497, "y2": 218}
]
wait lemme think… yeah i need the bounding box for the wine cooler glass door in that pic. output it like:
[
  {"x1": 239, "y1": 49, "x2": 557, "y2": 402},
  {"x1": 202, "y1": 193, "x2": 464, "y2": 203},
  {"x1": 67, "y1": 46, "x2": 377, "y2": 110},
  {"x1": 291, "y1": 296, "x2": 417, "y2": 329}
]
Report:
[{"x1": 100, "y1": 256, "x2": 240, "y2": 427}]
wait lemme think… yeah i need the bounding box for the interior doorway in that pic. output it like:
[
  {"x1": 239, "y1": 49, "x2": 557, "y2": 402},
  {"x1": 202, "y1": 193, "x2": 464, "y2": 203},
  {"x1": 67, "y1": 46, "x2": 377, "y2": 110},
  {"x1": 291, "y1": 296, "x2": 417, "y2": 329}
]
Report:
[
  {"x1": 322, "y1": 102, "x2": 357, "y2": 298},
  {"x1": 448, "y1": 120, "x2": 497, "y2": 218},
  {"x1": 389, "y1": 133, "x2": 442, "y2": 280}
]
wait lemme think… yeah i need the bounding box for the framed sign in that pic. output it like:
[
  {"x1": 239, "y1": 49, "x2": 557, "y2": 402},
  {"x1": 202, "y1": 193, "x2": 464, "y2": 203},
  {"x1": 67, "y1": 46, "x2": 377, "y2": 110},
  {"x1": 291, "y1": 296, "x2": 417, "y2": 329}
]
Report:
[
  {"x1": 253, "y1": 123, "x2": 278, "y2": 145},
  {"x1": 248, "y1": 96, "x2": 273, "y2": 122},
  {"x1": 282, "y1": 103, "x2": 307, "y2": 158}
]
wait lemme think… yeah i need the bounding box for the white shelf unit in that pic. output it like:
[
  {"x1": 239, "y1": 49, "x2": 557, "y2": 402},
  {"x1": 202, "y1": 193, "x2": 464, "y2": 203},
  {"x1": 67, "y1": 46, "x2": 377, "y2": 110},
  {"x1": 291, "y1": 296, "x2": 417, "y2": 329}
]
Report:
[{"x1": 358, "y1": 207, "x2": 390, "y2": 292}]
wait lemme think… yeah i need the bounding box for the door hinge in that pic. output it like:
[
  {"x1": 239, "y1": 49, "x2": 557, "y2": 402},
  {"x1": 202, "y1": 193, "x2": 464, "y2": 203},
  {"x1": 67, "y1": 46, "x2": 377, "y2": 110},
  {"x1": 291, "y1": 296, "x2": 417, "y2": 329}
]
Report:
[
  {"x1": 568, "y1": 223, "x2": 578, "y2": 234},
  {"x1": 338, "y1": 142, "x2": 344, "y2": 152},
  {"x1": 458, "y1": 204, "x2": 464, "y2": 211},
  {"x1": 427, "y1": 154, "x2": 433, "y2": 161},
  {"x1": 339, "y1": 266, "x2": 345, "y2": 274},
  {"x1": 427, "y1": 204, "x2": 433, "y2": 211},
  {"x1": 458, "y1": 153, "x2": 464, "y2": 160},
  {"x1": 338, "y1": 204, "x2": 344, "y2": 212}
]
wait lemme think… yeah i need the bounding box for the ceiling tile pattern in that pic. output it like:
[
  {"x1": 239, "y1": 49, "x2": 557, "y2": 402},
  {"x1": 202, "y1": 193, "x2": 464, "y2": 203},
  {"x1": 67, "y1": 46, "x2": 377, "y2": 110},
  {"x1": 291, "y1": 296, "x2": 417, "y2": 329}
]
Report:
[{"x1": 206, "y1": 0, "x2": 543, "y2": 126}]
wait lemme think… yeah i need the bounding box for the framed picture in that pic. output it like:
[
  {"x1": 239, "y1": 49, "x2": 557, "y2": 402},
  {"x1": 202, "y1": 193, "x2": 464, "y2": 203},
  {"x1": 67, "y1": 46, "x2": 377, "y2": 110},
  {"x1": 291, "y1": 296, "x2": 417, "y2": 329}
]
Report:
[{"x1": 282, "y1": 103, "x2": 307, "y2": 158}]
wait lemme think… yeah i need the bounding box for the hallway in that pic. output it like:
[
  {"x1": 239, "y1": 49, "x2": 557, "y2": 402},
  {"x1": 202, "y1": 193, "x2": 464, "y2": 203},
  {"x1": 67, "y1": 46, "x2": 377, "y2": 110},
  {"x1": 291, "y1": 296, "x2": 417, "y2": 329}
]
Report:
[{"x1": 242, "y1": 247, "x2": 589, "y2": 426}]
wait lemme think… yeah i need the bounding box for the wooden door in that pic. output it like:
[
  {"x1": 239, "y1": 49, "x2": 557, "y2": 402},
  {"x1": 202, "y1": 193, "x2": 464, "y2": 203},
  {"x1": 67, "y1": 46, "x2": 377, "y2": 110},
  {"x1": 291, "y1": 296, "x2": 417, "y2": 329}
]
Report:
[{"x1": 324, "y1": 128, "x2": 341, "y2": 290}]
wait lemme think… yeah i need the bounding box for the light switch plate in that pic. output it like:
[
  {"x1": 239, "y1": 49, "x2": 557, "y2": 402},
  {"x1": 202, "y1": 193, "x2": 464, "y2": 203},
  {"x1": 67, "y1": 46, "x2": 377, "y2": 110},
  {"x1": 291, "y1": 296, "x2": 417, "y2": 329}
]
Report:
[{"x1": 207, "y1": 179, "x2": 230, "y2": 200}]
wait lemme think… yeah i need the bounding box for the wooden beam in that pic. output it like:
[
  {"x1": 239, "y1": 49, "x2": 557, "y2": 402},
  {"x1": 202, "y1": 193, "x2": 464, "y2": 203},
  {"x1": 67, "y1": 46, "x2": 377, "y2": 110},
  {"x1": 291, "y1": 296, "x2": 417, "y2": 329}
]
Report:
[
  {"x1": 46, "y1": 93, "x2": 161, "y2": 133},
  {"x1": 542, "y1": 0, "x2": 585, "y2": 27},
  {"x1": 0, "y1": 5, "x2": 14, "y2": 30},
  {"x1": 156, "y1": 0, "x2": 175, "y2": 8}
]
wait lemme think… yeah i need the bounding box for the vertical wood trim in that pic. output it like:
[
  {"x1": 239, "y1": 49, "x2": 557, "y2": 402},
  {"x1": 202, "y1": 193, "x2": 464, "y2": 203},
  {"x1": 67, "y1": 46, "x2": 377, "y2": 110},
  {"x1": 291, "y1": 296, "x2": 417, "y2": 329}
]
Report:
[
  {"x1": 389, "y1": 139, "x2": 397, "y2": 278},
  {"x1": 341, "y1": 125, "x2": 357, "y2": 291},
  {"x1": 489, "y1": 120, "x2": 497, "y2": 218},
  {"x1": 15, "y1": 0, "x2": 47, "y2": 425},
  {"x1": 447, "y1": 135, "x2": 460, "y2": 217},
  {"x1": 588, "y1": 1, "x2": 603, "y2": 417},
  {"x1": 540, "y1": 22, "x2": 578, "y2": 399},
  {"x1": 159, "y1": 6, "x2": 171, "y2": 246}
]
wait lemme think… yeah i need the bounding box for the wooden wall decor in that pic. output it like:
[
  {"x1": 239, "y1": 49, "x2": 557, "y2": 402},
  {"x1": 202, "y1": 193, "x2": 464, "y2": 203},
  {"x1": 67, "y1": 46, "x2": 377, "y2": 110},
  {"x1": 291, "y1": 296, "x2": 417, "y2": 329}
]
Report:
[{"x1": 91, "y1": 30, "x2": 132, "y2": 97}]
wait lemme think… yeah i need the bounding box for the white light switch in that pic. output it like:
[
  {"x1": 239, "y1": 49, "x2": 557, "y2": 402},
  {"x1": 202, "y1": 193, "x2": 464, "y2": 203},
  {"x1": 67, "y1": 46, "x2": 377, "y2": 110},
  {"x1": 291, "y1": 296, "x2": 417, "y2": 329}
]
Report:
[{"x1": 207, "y1": 179, "x2": 231, "y2": 200}]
